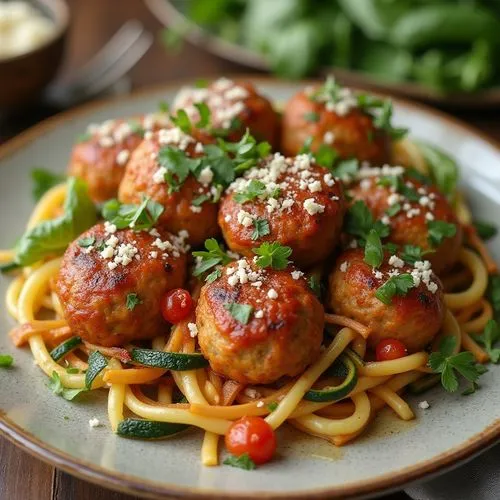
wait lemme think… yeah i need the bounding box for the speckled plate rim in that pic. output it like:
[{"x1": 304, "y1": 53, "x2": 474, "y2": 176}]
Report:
[{"x1": 1, "y1": 76, "x2": 500, "y2": 500}]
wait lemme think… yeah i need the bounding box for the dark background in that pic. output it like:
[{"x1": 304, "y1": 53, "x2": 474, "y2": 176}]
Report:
[{"x1": 2, "y1": 1, "x2": 499, "y2": 498}]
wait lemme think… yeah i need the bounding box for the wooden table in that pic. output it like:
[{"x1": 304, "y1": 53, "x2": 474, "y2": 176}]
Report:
[{"x1": 1, "y1": 1, "x2": 499, "y2": 499}]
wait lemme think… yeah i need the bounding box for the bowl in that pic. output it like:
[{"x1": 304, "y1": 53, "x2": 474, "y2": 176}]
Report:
[{"x1": 0, "y1": 0, "x2": 69, "y2": 111}]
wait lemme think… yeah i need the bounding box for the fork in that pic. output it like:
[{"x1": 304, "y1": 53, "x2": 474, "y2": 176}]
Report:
[{"x1": 43, "y1": 20, "x2": 153, "y2": 108}]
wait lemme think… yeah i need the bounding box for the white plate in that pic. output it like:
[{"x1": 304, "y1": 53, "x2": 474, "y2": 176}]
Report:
[{"x1": 1, "y1": 78, "x2": 500, "y2": 500}]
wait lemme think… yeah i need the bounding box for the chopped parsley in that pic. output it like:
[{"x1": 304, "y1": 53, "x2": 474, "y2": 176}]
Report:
[
  {"x1": 234, "y1": 179, "x2": 266, "y2": 204},
  {"x1": 473, "y1": 220, "x2": 497, "y2": 241},
  {"x1": 476, "y1": 320, "x2": 500, "y2": 363},
  {"x1": 375, "y1": 274, "x2": 415, "y2": 305},
  {"x1": 76, "y1": 132, "x2": 92, "y2": 143},
  {"x1": 308, "y1": 274, "x2": 322, "y2": 299},
  {"x1": 299, "y1": 136, "x2": 313, "y2": 154},
  {"x1": 487, "y1": 275, "x2": 500, "y2": 319},
  {"x1": 78, "y1": 236, "x2": 95, "y2": 248},
  {"x1": 195, "y1": 78, "x2": 208, "y2": 88},
  {"x1": 205, "y1": 268, "x2": 222, "y2": 284},
  {"x1": 169, "y1": 109, "x2": 192, "y2": 134},
  {"x1": 429, "y1": 336, "x2": 485, "y2": 393},
  {"x1": 192, "y1": 238, "x2": 233, "y2": 277},
  {"x1": 253, "y1": 242, "x2": 292, "y2": 270},
  {"x1": 31, "y1": 168, "x2": 66, "y2": 201},
  {"x1": 0, "y1": 354, "x2": 13, "y2": 367},
  {"x1": 102, "y1": 196, "x2": 164, "y2": 230},
  {"x1": 385, "y1": 203, "x2": 401, "y2": 217},
  {"x1": 345, "y1": 200, "x2": 390, "y2": 244},
  {"x1": 314, "y1": 144, "x2": 338, "y2": 169},
  {"x1": 224, "y1": 302, "x2": 254, "y2": 324},
  {"x1": 48, "y1": 371, "x2": 87, "y2": 401},
  {"x1": 303, "y1": 111, "x2": 320, "y2": 122},
  {"x1": 364, "y1": 229, "x2": 383, "y2": 268},
  {"x1": 158, "y1": 100, "x2": 169, "y2": 113},
  {"x1": 158, "y1": 146, "x2": 200, "y2": 193},
  {"x1": 371, "y1": 100, "x2": 408, "y2": 140},
  {"x1": 194, "y1": 102, "x2": 211, "y2": 128},
  {"x1": 267, "y1": 401, "x2": 279, "y2": 412},
  {"x1": 128, "y1": 120, "x2": 145, "y2": 138},
  {"x1": 66, "y1": 367, "x2": 80, "y2": 374},
  {"x1": 126, "y1": 293, "x2": 142, "y2": 311},
  {"x1": 427, "y1": 220, "x2": 457, "y2": 247},
  {"x1": 251, "y1": 218, "x2": 270, "y2": 241},
  {"x1": 223, "y1": 453, "x2": 256, "y2": 471},
  {"x1": 192, "y1": 194, "x2": 211, "y2": 207},
  {"x1": 331, "y1": 158, "x2": 359, "y2": 181},
  {"x1": 400, "y1": 245, "x2": 429, "y2": 265}
]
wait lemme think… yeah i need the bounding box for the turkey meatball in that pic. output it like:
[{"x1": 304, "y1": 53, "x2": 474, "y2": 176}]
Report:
[
  {"x1": 173, "y1": 77, "x2": 280, "y2": 147},
  {"x1": 282, "y1": 80, "x2": 391, "y2": 165},
  {"x1": 196, "y1": 257, "x2": 324, "y2": 384},
  {"x1": 329, "y1": 248, "x2": 445, "y2": 353},
  {"x1": 118, "y1": 125, "x2": 220, "y2": 247},
  {"x1": 349, "y1": 165, "x2": 462, "y2": 274},
  {"x1": 56, "y1": 223, "x2": 188, "y2": 347},
  {"x1": 68, "y1": 112, "x2": 169, "y2": 202},
  {"x1": 218, "y1": 153, "x2": 346, "y2": 269}
]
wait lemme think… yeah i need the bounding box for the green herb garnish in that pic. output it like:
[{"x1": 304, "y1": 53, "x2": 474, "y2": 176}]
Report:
[
  {"x1": 476, "y1": 319, "x2": 500, "y2": 363},
  {"x1": 364, "y1": 229, "x2": 383, "y2": 268},
  {"x1": 48, "y1": 371, "x2": 87, "y2": 401},
  {"x1": 193, "y1": 238, "x2": 233, "y2": 277},
  {"x1": 224, "y1": 303, "x2": 254, "y2": 324},
  {"x1": 251, "y1": 218, "x2": 270, "y2": 241},
  {"x1": 31, "y1": 168, "x2": 66, "y2": 201},
  {"x1": 427, "y1": 220, "x2": 457, "y2": 247},
  {"x1": 0, "y1": 354, "x2": 13, "y2": 367},
  {"x1": 253, "y1": 242, "x2": 292, "y2": 270},
  {"x1": 375, "y1": 274, "x2": 415, "y2": 304},
  {"x1": 234, "y1": 179, "x2": 266, "y2": 204},
  {"x1": 126, "y1": 293, "x2": 142, "y2": 311},
  {"x1": 473, "y1": 220, "x2": 497, "y2": 241},
  {"x1": 102, "y1": 196, "x2": 164, "y2": 230},
  {"x1": 223, "y1": 453, "x2": 256, "y2": 471}
]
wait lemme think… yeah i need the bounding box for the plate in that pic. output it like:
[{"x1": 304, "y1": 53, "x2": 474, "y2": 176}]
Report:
[
  {"x1": 1, "y1": 78, "x2": 500, "y2": 500},
  {"x1": 145, "y1": 0, "x2": 500, "y2": 109}
]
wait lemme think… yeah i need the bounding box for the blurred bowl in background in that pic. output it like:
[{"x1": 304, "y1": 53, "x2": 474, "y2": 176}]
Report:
[
  {"x1": 0, "y1": 0, "x2": 69, "y2": 111},
  {"x1": 145, "y1": 0, "x2": 500, "y2": 109}
]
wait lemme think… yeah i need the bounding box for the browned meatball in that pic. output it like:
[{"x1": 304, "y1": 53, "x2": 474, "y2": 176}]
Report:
[
  {"x1": 196, "y1": 257, "x2": 324, "y2": 384},
  {"x1": 282, "y1": 83, "x2": 391, "y2": 165},
  {"x1": 329, "y1": 248, "x2": 445, "y2": 352},
  {"x1": 173, "y1": 78, "x2": 280, "y2": 147},
  {"x1": 56, "y1": 223, "x2": 188, "y2": 347},
  {"x1": 118, "y1": 125, "x2": 220, "y2": 247},
  {"x1": 218, "y1": 153, "x2": 346, "y2": 269},
  {"x1": 68, "y1": 113, "x2": 169, "y2": 202},
  {"x1": 349, "y1": 166, "x2": 463, "y2": 274}
]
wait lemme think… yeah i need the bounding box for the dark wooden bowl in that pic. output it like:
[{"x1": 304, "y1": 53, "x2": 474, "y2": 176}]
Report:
[{"x1": 0, "y1": 0, "x2": 69, "y2": 111}]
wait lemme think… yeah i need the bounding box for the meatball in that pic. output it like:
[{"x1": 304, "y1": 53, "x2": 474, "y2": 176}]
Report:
[
  {"x1": 172, "y1": 77, "x2": 280, "y2": 147},
  {"x1": 218, "y1": 153, "x2": 346, "y2": 269},
  {"x1": 282, "y1": 83, "x2": 391, "y2": 165},
  {"x1": 329, "y1": 249, "x2": 445, "y2": 352},
  {"x1": 56, "y1": 223, "x2": 188, "y2": 347},
  {"x1": 118, "y1": 125, "x2": 220, "y2": 247},
  {"x1": 196, "y1": 258, "x2": 324, "y2": 384},
  {"x1": 68, "y1": 112, "x2": 170, "y2": 202},
  {"x1": 349, "y1": 166, "x2": 463, "y2": 274}
]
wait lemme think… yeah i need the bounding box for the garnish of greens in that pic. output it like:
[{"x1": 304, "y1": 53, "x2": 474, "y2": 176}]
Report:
[
  {"x1": 192, "y1": 238, "x2": 234, "y2": 279},
  {"x1": 223, "y1": 453, "x2": 256, "y2": 471},
  {"x1": 473, "y1": 220, "x2": 497, "y2": 241},
  {"x1": 157, "y1": 129, "x2": 270, "y2": 196},
  {"x1": 14, "y1": 177, "x2": 97, "y2": 267},
  {"x1": 429, "y1": 336, "x2": 486, "y2": 394},
  {"x1": 476, "y1": 320, "x2": 500, "y2": 363},
  {"x1": 427, "y1": 220, "x2": 457, "y2": 247},
  {"x1": 176, "y1": 0, "x2": 500, "y2": 93},
  {"x1": 375, "y1": 274, "x2": 415, "y2": 305},
  {"x1": 48, "y1": 371, "x2": 87, "y2": 401},
  {"x1": 224, "y1": 302, "x2": 254, "y2": 324},
  {"x1": 126, "y1": 293, "x2": 142, "y2": 311},
  {"x1": 308, "y1": 275, "x2": 322, "y2": 299},
  {"x1": 400, "y1": 245, "x2": 431, "y2": 265},
  {"x1": 0, "y1": 354, "x2": 13, "y2": 367},
  {"x1": 345, "y1": 200, "x2": 390, "y2": 245},
  {"x1": 363, "y1": 229, "x2": 383, "y2": 268},
  {"x1": 31, "y1": 168, "x2": 66, "y2": 201},
  {"x1": 85, "y1": 351, "x2": 108, "y2": 389},
  {"x1": 253, "y1": 242, "x2": 292, "y2": 270},
  {"x1": 102, "y1": 196, "x2": 164, "y2": 230},
  {"x1": 251, "y1": 218, "x2": 270, "y2": 241}
]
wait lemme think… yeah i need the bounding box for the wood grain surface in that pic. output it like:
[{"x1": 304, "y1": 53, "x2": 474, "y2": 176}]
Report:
[{"x1": 1, "y1": 1, "x2": 499, "y2": 499}]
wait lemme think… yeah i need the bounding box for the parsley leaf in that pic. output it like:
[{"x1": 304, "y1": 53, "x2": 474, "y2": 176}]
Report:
[
  {"x1": 364, "y1": 229, "x2": 383, "y2": 268},
  {"x1": 224, "y1": 303, "x2": 253, "y2": 324},
  {"x1": 251, "y1": 218, "x2": 270, "y2": 241},
  {"x1": 303, "y1": 111, "x2": 320, "y2": 122},
  {"x1": 476, "y1": 319, "x2": 500, "y2": 363},
  {"x1": 193, "y1": 238, "x2": 233, "y2": 277},
  {"x1": 15, "y1": 178, "x2": 97, "y2": 266},
  {"x1": 0, "y1": 354, "x2": 13, "y2": 367},
  {"x1": 102, "y1": 196, "x2": 164, "y2": 230},
  {"x1": 299, "y1": 136, "x2": 313, "y2": 154},
  {"x1": 429, "y1": 337, "x2": 485, "y2": 393},
  {"x1": 158, "y1": 100, "x2": 169, "y2": 113},
  {"x1": 223, "y1": 453, "x2": 256, "y2": 471},
  {"x1": 194, "y1": 102, "x2": 211, "y2": 128},
  {"x1": 76, "y1": 132, "x2": 92, "y2": 143},
  {"x1": 314, "y1": 144, "x2": 338, "y2": 169},
  {"x1": 267, "y1": 402, "x2": 279, "y2": 412},
  {"x1": 308, "y1": 274, "x2": 322, "y2": 299},
  {"x1": 487, "y1": 275, "x2": 500, "y2": 319},
  {"x1": 158, "y1": 146, "x2": 201, "y2": 193},
  {"x1": 128, "y1": 120, "x2": 145, "y2": 138},
  {"x1": 205, "y1": 268, "x2": 222, "y2": 284},
  {"x1": 331, "y1": 158, "x2": 359, "y2": 181},
  {"x1": 371, "y1": 100, "x2": 408, "y2": 140},
  {"x1": 234, "y1": 179, "x2": 266, "y2": 204},
  {"x1": 400, "y1": 245, "x2": 429, "y2": 265},
  {"x1": 375, "y1": 274, "x2": 415, "y2": 305},
  {"x1": 192, "y1": 194, "x2": 210, "y2": 207},
  {"x1": 253, "y1": 242, "x2": 292, "y2": 270},
  {"x1": 170, "y1": 109, "x2": 192, "y2": 134},
  {"x1": 427, "y1": 220, "x2": 457, "y2": 247},
  {"x1": 345, "y1": 200, "x2": 390, "y2": 243},
  {"x1": 126, "y1": 293, "x2": 142, "y2": 311},
  {"x1": 48, "y1": 371, "x2": 87, "y2": 401},
  {"x1": 31, "y1": 168, "x2": 66, "y2": 201},
  {"x1": 385, "y1": 203, "x2": 401, "y2": 217},
  {"x1": 473, "y1": 220, "x2": 497, "y2": 241},
  {"x1": 78, "y1": 236, "x2": 95, "y2": 248}
]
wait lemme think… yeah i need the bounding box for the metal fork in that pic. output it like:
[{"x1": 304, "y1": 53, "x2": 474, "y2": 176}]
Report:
[{"x1": 44, "y1": 20, "x2": 153, "y2": 108}]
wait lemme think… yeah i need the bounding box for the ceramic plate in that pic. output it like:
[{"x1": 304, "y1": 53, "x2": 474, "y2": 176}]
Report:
[{"x1": 1, "y1": 78, "x2": 500, "y2": 500}]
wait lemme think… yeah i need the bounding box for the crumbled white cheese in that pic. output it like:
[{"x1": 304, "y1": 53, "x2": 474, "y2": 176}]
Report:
[
  {"x1": 388, "y1": 255, "x2": 404, "y2": 268},
  {"x1": 255, "y1": 310, "x2": 264, "y2": 318},
  {"x1": 267, "y1": 288, "x2": 278, "y2": 299},
  {"x1": 340, "y1": 261, "x2": 349, "y2": 272},
  {"x1": 303, "y1": 198, "x2": 325, "y2": 216},
  {"x1": 198, "y1": 166, "x2": 213, "y2": 186},
  {"x1": 116, "y1": 149, "x2": 130, "y2": 166},
  {"x1": 152, "y1": 167, "x2": 167, "y2": 184},
  {"x1": 291, "y1": 270, "x2": 304, "y2": 280},
  {"x1": 256, "y1": 400, "x2": 265, "y2": 408},
  {"x1": 418, "y1": 401, "x2": 430, "y2": 410},
  {"x1": 237, "y1": 209, "x2": 254, "y2": 227},
  {"x1": 89, "y1": 418, "x2": 101, "y2": 428},
  {"x1": 187, "y1": 323, "x2": 198, "y2": 338},
  {"x1": 323, "y1": 131, "x2": 335, "y2": 144}
]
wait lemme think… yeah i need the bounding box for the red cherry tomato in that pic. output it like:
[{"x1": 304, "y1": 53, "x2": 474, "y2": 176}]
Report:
[
  {"x1": 160, "y1": 288, "x2": 193, "y2": 324},
  {"x1": 225, "y1": 416, "x2": 277, "y2": 465},
  {"x1": 375, "y1": 338, "x2": 408, "y2": 361}
]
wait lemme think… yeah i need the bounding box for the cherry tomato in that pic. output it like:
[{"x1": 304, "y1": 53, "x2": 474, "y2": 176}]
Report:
[
  {"x1": 160, "y1": 288, "x2": 193, "y2": 324},
  {"x1": 375, "y1": 338, "x2": 408, "y2": 361},
  {"x1": 225, "y1": 416, "x2": 277, "y2": 465}
]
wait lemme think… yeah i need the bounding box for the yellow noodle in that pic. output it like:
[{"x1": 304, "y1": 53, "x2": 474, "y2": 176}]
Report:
[
  {"x1": 0, "y1": 249, "x2": 15, "y2": 262},
  {"x1": 158, "y1": 383, "x2": 173, "y2": 404},
  {"x1": 201, "y1": 432, "x2": 219, "y2": 466},
  {"x1": 265, "y1": 328, "x2": 355, "y2": 430},
  {"x1": 461, "y1": 302, "x2": 493, "y2": 334},
  {"x1": 107, "y1": 359, "x2": 125, "y2": 432},
  {"x1": 51, "y1": 291, "x2": 64, "y2": 318},
  {"x1": 455, "y1": 192, "x2": 473, "y2": 225},
  {"x1": 124, "y1": 387, "x2": 231, "y2": 434},
  {"x1": 369, "y1": 386, "x2": 414, "y2": 420},
  {"x1": 445, "y1": 249, "x2": 488, "y2": 310},
  {"x1": 293, "y1": 392, "x2": 371, "y2": 436},
  {"x1": 6, "y1": 275, "x2": 24, "y2": 319},
  {"x1": 27, "y1": 183, "x2": 67, "y2": 229},
  {"x1": 359, "y1": 352, "x2": 428, "y2": 377}
]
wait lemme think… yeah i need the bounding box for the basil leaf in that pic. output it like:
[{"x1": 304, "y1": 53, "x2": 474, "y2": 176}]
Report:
[
  {"x1": 31, "y1": 168, "x2": 66, "y2": 201},
  {"x1": 224, "y1": 303, "x2": 254, "y2": 324}
]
